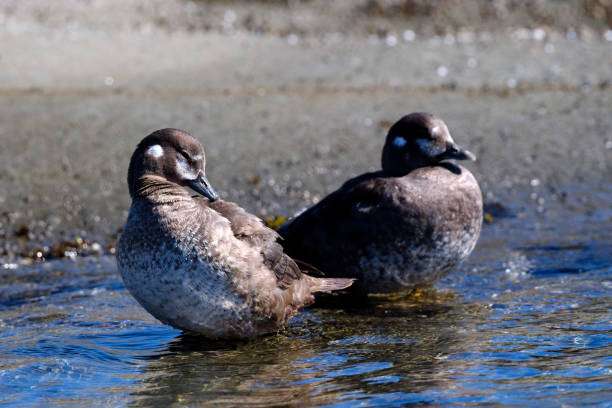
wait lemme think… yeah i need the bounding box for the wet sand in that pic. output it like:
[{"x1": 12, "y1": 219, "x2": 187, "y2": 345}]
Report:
[{"x1": 0, "y1": 1, "x2": 611, "y2": 259}]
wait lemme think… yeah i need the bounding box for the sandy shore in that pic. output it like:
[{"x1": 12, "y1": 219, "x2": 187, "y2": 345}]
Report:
[{"x1": 0, "y1": 1, "x2": 610, "y2": 259}]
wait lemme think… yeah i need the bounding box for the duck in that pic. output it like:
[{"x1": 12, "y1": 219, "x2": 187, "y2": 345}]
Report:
[
  {"x1": 116, "y1": 128, "x2": 353, "y2": 339},
  {"x1": 279, "y1": 112, "x2": 483, "y2": 294}
]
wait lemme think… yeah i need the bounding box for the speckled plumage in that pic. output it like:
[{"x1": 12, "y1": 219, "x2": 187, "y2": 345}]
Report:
[
  {"x1": 117, "y1": 129, "x2": 353, "y2": 339},
  {"x1": 279, "y1": 113, "x2": 483, "y2": 294}
]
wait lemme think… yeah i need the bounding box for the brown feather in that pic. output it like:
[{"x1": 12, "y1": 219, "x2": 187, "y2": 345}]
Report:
[{"x1": 207, "y1": 198, "x2": 303, "y2": 290}]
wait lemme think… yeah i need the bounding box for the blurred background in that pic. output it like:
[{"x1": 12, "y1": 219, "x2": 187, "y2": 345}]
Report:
[{"x1": 1, "y1": 2, "x2": 611, "y2": 407}]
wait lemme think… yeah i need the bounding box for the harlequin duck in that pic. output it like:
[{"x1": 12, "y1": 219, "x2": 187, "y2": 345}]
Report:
[
  {"x1": 117, "y1": 128, "x2": 353, "y2": 339},
  {"x1": 279, "y1": 113, "x2": 482, "y2": 294}
]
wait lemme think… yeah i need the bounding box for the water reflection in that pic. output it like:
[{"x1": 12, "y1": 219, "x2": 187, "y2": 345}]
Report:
[
  {"x1": 130, "y1": 293, "x2": 480, "y2": 407},
  {"x1": 0, "y1": 185, "x2": 611, "y2": 406}
]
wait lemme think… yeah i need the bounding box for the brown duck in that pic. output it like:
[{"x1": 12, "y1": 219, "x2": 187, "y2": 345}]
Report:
[
  {"x1": 279, "y1": 113, "x2": 483, "y2": 294},
  {"x1": 117, "y1": 129, "x2": 353, "y2": 339}
]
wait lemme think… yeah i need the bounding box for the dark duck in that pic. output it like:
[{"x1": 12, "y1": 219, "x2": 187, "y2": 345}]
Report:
[
  {"x1": 117, "y1": 129, "x2": 353, "y2": 339},
  {"x1": 279, "y1": 112, "x2": 483, "y2": 294}
]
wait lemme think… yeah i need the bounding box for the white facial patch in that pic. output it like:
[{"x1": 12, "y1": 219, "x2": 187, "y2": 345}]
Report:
[
  {"x1": 146, "y1": 144, "x2": 164, "y2": 158},
  {"x1": 192, "y1": 154, "x2": 203, "y2": 161},
  {"x1": 176, "y1": 155, "x2": 198, "y2": 180},
  {"x1": 431, "y1": 126, "x2": 440, "y2": 136},
  {"x1": 393, "y1": 136, "x2": 407, "y2": 147},
  {"x1": 416, "y1": 138, "x2": 446, "y2": 157}
]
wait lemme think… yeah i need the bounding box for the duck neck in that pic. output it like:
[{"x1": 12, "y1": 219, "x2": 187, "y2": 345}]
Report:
[
  {"x1": 132, "y1": 175, "x2": 192, "y2": 205},
  {"x1": 381, "y1": 148, "x2": 430, "y2": 177},
  {"x1": 381, "y1": 156, "x2": 421, "y2": 177}
]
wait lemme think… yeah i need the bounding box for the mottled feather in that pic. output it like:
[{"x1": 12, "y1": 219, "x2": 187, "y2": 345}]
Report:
[
  {"x1": 207, "y1": 199, "x2": 303, "y2": 289},
  {"x1": 117, "y1": 129, "x2": 354, "y2": 340},
  {"x1": 279, "y1": 113, "x2": 483, "y2": 294}
]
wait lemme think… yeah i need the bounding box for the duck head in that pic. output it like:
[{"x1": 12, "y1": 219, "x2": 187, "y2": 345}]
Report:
[
  {"x1": 381, "y1": 112, "x2": 476, "y2": 176},
  {"x1": 127, "y1": 128, "x2": 219, "y2": 201}
]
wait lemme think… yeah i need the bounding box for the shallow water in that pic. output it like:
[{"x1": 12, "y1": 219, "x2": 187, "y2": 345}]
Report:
[{"x1": 1, "y1": 185, "x2": 611, "y2": 407}]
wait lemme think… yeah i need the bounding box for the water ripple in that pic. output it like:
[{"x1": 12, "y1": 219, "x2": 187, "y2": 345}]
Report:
[{"x1": 1, "y1": 188, "x2": 611, "y2": 406}]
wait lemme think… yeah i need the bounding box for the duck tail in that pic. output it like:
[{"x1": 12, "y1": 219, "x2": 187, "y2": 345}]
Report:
[
  {"x1": 294, "y1": 259, "x2": 325, "y2": 276},
  {"x1": 313, "y1": 277, "x2": 355, "y2": 292}
]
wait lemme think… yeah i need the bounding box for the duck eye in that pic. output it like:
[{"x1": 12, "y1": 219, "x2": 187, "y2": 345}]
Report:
[
  {"x1": 177, "y1": 149, "x2": 193, "y2": 163},
  {"x1": 176, "y1": 154, "x2": 189, "y2": 167},
  {"x1": 415, "y1": 138, "x2": 445, "y2": 157},
  {"x1": 176, "y1": 153, "x2": 198, "y2": 180}
]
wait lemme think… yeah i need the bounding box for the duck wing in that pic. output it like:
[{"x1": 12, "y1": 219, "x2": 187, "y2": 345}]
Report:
[
  {"x1": 278, "y1": 173, "x2": 394, "y2": 268},
  {"x1": 207, "y1": 199, "x2": 302, "y2": 290},
  {"x1": 208, "y1": 199, "x2": 278, "y2": 246}
]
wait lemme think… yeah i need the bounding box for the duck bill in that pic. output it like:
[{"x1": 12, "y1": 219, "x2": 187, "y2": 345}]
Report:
[
  {"x1": 440, "y1": 142, "x2": 477, "y2": 161},
  {"x1": 187, "y1": 172, "x2": 219, "y2": 201}
]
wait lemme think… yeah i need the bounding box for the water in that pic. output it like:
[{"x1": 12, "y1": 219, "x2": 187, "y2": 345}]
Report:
[{"x1": 1, "y1": 185, "x2": 611, "y2": 407}]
